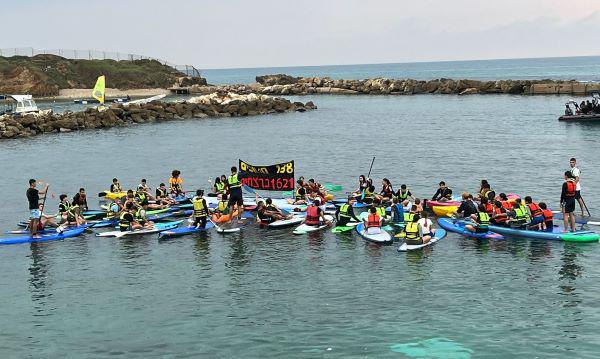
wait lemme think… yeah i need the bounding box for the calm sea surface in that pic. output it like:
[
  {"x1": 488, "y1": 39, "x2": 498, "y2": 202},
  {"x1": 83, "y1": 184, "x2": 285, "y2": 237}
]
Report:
[{"x1": 2, "y1": 58, "x2": 600, "y2": 358}]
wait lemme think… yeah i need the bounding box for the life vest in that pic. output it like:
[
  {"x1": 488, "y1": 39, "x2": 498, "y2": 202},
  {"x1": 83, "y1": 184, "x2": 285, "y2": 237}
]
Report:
[
  {"x1": 215, "y1": 182, "x2": 225, "y2": 194},
  {"x1": 484, "y1": 202, "x2": 494, "y2": 215},
  {"x1": 119, "y1": 211, "x2": 133, "y2": 231},
  {"x1": 135, "y1": 208, "x2": 146, "y2": 223},
  {"x1": 364, "y1": 186, "x2": 375, "y2": 199},
  {"x1": 135, "y1": 192, "x2": 147, "y2": 205},
  {"x1": 228, "y1": 174, "x2": 241, "y2": 189},
  {"x1": 193, "y1": 196, "x2": 207, "y2": 217},
  {"x1": 339, "y1": 204, "x2": 352, "y2": 218},
  {"x1": 404, "y1": 222, "x2": 420, "y2": 239},
  {"x1": 477, "y1": 212, "x2": 490, "y2": 229},
  {"x1": 527, "y1": 202, "x2": 543, "y2": 218},
  {"x1": 493, "y1": 207, "x2": 508, "y2": 223},
  {"x1": 366, "y1": 213, "x2": 381, "y2": 228},
  {"x1": 397, "y1": 190, "x2": 409, "y2": 201},
  {"x1": 513, "y1": 207, "x2": 529, "y2": 222},
  {"x1": 305, "y1": 206, "x2": 320, "y2": 225},
  {"x1": 257, "y1": 208, "x2": 272, "y2": 222},
  {"x1": 376, "y1": 206, "x2": 387, "y2": 218},
  {"x1": 169, "y1": 177, "x2": 183, "y2": 192},
  {"x1": 405, "y1": 212, "x2": 415, "y2": 223},
  {"x1": 295, "y1": 187, "x2": 306, "y2": 201},
  {"x1": 217, "y1": 200, "x2": 229, "y2": 214},
  {"x1": 480, "y1": 188, "x2": 491, "y2": 199},
  {"x1": 112, "y1": 183, "x2": 122, "y2": 193},
  {"x1": 500, "y1": 201, "x2": 512, "y2": 210},
  {"x1": 60, "y1": 201, "x2": 76, "y2": 220},
  {"x1": 156, "y1": 187, "x2": 167, "y2": 198},
  {"x1": 519, "y1": 204, "x2": 531, "y2": 221},
  {"x1": 381, "y1": 185, "x2": 393, "y2": 196},
  {"x1": 542, "y1": 209, "x2": 553, "y2": 222},
  {"x1": 106, "y1": 201, "x2": 119, "y2": 219},
  {"x1": 565, "y1": 181, "x2": 576, "y2": 197}
]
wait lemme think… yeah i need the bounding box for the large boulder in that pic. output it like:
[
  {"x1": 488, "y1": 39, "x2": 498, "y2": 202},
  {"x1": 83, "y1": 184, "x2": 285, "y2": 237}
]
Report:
[{"x1": 255, "y1": 74, "x2": 300, "y2": 86}]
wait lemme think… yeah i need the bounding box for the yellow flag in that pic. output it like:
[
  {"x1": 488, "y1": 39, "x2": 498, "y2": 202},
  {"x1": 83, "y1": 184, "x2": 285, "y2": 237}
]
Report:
[{"x1": 92, "y1": 75, "x2": 105, "y2": 104}]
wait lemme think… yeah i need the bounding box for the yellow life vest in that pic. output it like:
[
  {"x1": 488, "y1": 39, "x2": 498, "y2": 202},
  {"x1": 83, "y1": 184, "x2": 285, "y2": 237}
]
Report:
[
  {"x1": 405, "y1": 222, "x2": 420, "y2": 239},
  {"x1": 193, "y1": 197, "x2": 207, "y2": 217}
]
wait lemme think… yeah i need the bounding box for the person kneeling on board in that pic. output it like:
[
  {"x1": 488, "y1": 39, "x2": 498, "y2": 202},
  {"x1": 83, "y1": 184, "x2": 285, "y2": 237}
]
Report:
[
  {"x1": 490, "y1": 200, "x2": 508, "y2": 226},
  {"x1": 191, "y1": 189, "x2": 208, "y2": 229},
  {"x1": 539, "y1": 202, "x2": 553, "y2": 232},
  {"x1": 303, "y1": 199, "x2": 329, "y2": 227},
  {"x1": 506, "y1": 199, "x2": 530, "y2": 229},
  {"x1": 336, "y1": 196, "x2": 360, "y2": 226},
  {"x1": 524, "y1": 196, "x2": 544, "y2": 230},
  {"x1": 364, "y1": 207, "x2": 383, "y2": 235},
  {"x1": 465, "y1": 205, "x2": 491, "y2": 233}
]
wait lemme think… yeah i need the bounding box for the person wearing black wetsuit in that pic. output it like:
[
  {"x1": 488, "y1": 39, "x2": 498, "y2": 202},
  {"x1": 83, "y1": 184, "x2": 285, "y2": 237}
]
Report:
[{"x1": 432, "y1": 181, "x2": 453, "y2": 201}]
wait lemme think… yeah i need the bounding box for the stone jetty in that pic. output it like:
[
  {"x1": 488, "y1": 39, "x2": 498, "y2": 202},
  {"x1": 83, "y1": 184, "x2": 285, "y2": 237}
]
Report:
[
  {"x1": 186, "y1": 74, "x2": 600, "y2": 96},
  {"x1": 0, "y1": 93, "x2": 316, "y2": 139}
]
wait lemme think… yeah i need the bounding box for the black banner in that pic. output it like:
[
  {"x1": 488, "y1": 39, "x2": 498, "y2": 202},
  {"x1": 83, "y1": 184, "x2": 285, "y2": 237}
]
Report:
[{"x1": 239, "y1": 159, "x2": 295, "y2": 191}]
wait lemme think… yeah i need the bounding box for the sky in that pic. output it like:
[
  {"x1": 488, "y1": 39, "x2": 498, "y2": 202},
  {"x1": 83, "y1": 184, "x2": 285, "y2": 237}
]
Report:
[{"x1": 2, "y1": 0, "x2": 600, "y2": 69}]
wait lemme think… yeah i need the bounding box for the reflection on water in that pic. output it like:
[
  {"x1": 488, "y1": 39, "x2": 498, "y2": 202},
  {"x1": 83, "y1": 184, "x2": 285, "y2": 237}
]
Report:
[{"x1": 28, "y1": 243, "x2": 50, "y2": 307}]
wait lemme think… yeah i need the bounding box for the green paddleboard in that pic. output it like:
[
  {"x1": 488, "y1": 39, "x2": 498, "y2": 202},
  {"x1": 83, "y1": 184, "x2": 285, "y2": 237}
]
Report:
[{"x1": 331, "y1": 226, "x2": 354, "y2": 233}]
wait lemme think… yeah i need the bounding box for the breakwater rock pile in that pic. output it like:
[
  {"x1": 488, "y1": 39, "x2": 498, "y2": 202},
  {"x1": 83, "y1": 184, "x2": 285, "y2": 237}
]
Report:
[
  {"x1": 252, "y1": 74, "x2": 600, "y2": 95},
  {"x1": 0, "y1": 93, "x2": 316, "y2": 139}
]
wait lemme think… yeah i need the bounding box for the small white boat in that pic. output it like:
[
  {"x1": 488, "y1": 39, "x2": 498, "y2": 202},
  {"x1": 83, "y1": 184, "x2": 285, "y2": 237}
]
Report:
[
  {"x1": 123, "y1": 94, "x2": 167, "y2": 106},
  {"x1": 0, "y1": 94, "x2": 39, "y2": 115}
]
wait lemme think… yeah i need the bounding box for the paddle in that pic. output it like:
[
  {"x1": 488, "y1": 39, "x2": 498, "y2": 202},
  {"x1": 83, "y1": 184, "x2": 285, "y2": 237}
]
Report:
[
  {"x1": 33, "y1": 183, "x2": 50, "y2": 234},
  {"x1": 580, "y1": 195, "x2": 592, "y2": 217},
  {"x1": 361, "y1": 157, "x2": 376, "y2": 201}
]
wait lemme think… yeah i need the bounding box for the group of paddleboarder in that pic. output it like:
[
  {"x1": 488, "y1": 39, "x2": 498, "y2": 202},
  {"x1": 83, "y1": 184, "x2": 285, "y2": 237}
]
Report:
[{"x1": 25, "y1": 158, "x2": 589, "y2": 239}]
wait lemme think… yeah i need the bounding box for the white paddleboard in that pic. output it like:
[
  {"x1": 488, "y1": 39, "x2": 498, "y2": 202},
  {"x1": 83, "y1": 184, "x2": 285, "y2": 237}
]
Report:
[
  {"x1": 398, "y1": 229, "x2": 447, "y2": 251},
  {"x1": 96, "y1": 221, "x2": 182, "y2": 237},
  {"x1": 355, "y1": 223, "x2": 392, "y2": 244},
  {"x1": 268, "y1": 215, "x2": 305, "y2": 228},
  {"x1": 293, "y1": 215, "x2": 333, "y2": 234}
]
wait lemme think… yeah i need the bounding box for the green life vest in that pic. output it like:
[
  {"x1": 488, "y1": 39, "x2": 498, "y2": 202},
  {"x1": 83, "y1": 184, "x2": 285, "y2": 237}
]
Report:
[
  {"x1": 218, "y1": 200, "x2": 229, "y2": 214},
  {"x1": 397, "y1": 190, "x2": 409, "y2": 201},
  {"x1": 193, "y1": 197, "x2": 207, "y2": 217},
  {"x1": 478, "y1": 212, "x2": 490, "y2": 229},
  {"x1": 215, "y1": 182, "x2": 225, "y2": 194},
  {"x1": 339, "y1": 203, "x2": 351, "y2": 218},
  {"x1": 228, "y1": 173, "x2": 241, "y2": 189},
  {"x1": 376, "y1": 206, "x2": 386, "y2": 218},
  {"x1": 514, "y1": 207, "x2": 529, "y2": 222}
]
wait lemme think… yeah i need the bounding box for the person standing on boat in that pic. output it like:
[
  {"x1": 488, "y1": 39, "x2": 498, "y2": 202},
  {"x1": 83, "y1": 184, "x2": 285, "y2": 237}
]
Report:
[
  {"x1": 569, "y1": 158, "x2": 587, "y2": 216},
  {"x1": 27, "y1": 179, "x2": 49, "y2": 237}
]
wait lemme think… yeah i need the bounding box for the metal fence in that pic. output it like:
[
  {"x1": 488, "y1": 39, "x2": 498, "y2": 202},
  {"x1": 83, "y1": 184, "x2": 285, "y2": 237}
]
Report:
[{"x1": 0, "y1": 47, "x2": 202, "y2": 77}]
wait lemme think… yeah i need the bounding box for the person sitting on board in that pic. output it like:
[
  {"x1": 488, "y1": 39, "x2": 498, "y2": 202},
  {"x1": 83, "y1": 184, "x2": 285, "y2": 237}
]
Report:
[
  {"x1": 375, "y1": 178, "x2": 394, "y2": 203},
  {"x1": 497, "y1": 193, "x2": 512, "y2": 210},
  {"x1": 405, "y1": 204, "x2": 419, "y2": 223},
  {"x1": 214, "y1": 193, "x2": 230, "y2": 220},
  {"x1": 480, "y1": 197, "x2": 494, "y2": 216},
  {"x1": 138, "y1": 179, "x2": 150, "y2": 192},
  {"x1": 303, "y1": 198, "x2": 328, "y2": 227},
  {"x1": 352, "y1": 175, "x2": 368, "y2": 197},
  {"x1": 72, "y1": 188, "x2": 89, "y2": 212},
  {"x1": 561, "y1": 171, "x2": 577, "y2": 232},
  {"x1": 227, "y1": 166, "x2": 244, "y2": 222},
  {"x1": 136, "y1": 186, "x2": 165, "y2": 210},
  {"x1": 490, "y1": 200, "x2": 508, "y2": 226},
  {"x1": 413, "y1": 198, "x2": 424, "y2": 213},
  {"x1": 417, "y1": 211, "x2": 436, "y2": 241},
  {"x1": 396, "y1": 184, "x2": 414, "y2": 205},
  {"x1": 357, "y1": 178, "x2": 376, "y2": 204},
  {"x1": 265, "y1": 198, "x2": 293, "y2": 221},
  {"x1": 58, "y1": 194, "x2": 85, "y2": 226},
  {"x1": 155, "y1": 183, "x2": 177, "y2": 206},
  {"x1": 110, "y1": 178, "x2": 122, "y2": 193},
  {"x1": 37, "y1": 203, "x2": 60, "y2": 231},
  {"x1": 288, "y1": 179, "x2": 308, "y2": 205},
  {"x1": 505, "y1": 198, "x2": 530, "y2": 229},
  {"x1": 565, "y1": 104, "x2": 573, "y2": 116},
  {"x1": 524, "y1": 196, "x2": 544, "y2": 230},
  {"x1": 122, "y1": 190, "x2": 139, "y2": 210},
  {"x1": 336, "y1": 196, "x2": 360, "y2": 227},
  {"x1": 105, "y1": 199, "x2": 121, "y2": 220},
  {"x1": 464, "y1": 204, "x2": 491, "y2": 233},
  {"x1": 306, "y1": 179, "x2": 323, "y2": 196},
  {"x1": 454, "y1": 192, "x2": 478, "y2": 219},
  {"x1": 191, "y1": 189, "x2": 208, "y2": 229},
  {"x1": 364, "y1": 206, "x2": 383, "y2": 235},
  {"x1": 539, "y1": 202, "x2": 553, "y2": 232},
  {"x1": 169, "y1": 170, "x2": 184, "y2": 197},
  {"x1": 372, "y1": 198, "x2": 388, "y2": 222},
  {"x1": 475, "y1": 181, "x2": 494, "y2": 201},
  {"x1": 391, "y1": 197, "x2": 405, "y2": 225},
  {"x1": 211, "y1": 177, "x2": 226, "y2": 198},
  {"x1": 402, "y1": 212, "x2": 429, "y2": 245},
  {"x1": 256, "y1": 201, "x2": 273, "y2": 224},
  {"x1": 119, "y1": 202, "x2": 142, "y2": 232},
  {"x1": 134, "y1": 207, "x2": 154, "y2": 229},
  {"x1": 431, "y1": 181, "x2": 453, "y2": 202}
]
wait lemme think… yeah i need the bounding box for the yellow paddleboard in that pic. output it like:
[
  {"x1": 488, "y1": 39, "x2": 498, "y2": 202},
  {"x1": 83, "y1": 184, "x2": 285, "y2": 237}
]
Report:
[{"x1": 432, "y1": 205, "x2": 458, "y2": 217}]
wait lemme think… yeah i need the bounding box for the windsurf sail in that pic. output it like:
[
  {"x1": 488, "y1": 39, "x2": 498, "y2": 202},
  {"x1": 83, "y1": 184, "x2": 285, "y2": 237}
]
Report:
[{"x1": 92, "y1": 75, "x2": 106, "y2": 104}]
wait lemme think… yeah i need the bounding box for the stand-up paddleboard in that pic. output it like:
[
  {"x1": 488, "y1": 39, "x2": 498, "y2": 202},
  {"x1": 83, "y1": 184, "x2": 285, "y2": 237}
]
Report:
[
  {"x1": 158, "y1": 222, "x2": 215, "y2": 238},
  {"x1": 355, "y1": 223, "x2": 393, "y2": 244},
  {"x1": 96, "y1": 221, "x2": 182, "y2": 237},
  {"x1": 331, "y1": 221, "x2": 360, "y2": 233},
  {"x1": 0, "y1": 227, "x2": 87, "y2": 245},
  {"x1": 267, "y1": 214, "x2": 306, "y2": 229},
  {"x1": 437, "y1": 218, "x2": 504, "y2": 240},
  {"x1": 293, "y1": 215, "x2": 333, "y2": 235},
  {"x1": 398, "y1": 229, "x2": 447, "y2": 251}
]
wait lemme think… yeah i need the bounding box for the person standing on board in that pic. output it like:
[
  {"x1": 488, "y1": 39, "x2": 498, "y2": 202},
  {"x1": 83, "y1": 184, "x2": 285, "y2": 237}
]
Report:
[
  {"x1": 561, "y1": 171, "x2": 577, "y2": 232},
  {"x1": 27, "y1": 179, "x2": 49, "y2": 237},
  {"x1": 227, "y1": 166, "x2": 244, "y2": 221},
  {"x1": 569, "y1": 158, "x2": 587, "y2": 216}
]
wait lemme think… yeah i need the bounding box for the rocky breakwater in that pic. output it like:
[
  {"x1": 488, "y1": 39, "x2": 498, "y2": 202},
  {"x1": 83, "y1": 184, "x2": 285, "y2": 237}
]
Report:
[
  {"x1": 0, "y1": 93, "x2": 316, "y2": 139},
  {"x1": 255, "y1": 74, "x2": 600, "y2": 95}
]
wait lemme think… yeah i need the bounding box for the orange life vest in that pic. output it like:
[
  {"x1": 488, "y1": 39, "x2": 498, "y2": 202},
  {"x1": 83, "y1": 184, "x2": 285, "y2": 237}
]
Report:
[
  {"x1": 527, "y1": 202, "x2": 543, "y2": 218},
  {"x1": 305, "y1": 206, "x2": 320, "y2": 225},
  {"x1": 542, "y1": 209, "x2": 554, "y2": 222},
  {"x1": 484, "y1": 202, "x2": 494, "y2": 215},
  {"x1": 565, "y1": 181, "x2": 576, "y2": 197},
  {"x1": 366, "y1": 213, "x2": 381, "y2": 228}
]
